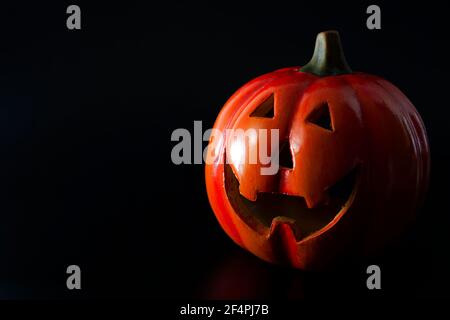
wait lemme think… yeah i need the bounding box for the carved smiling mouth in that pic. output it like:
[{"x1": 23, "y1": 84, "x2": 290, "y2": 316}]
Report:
[{"x1": 225, "y1": 164, "x2": 359, "y2": 241}]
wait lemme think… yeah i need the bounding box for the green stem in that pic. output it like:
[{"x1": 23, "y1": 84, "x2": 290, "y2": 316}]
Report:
[{"x1": 300, "y1": 30, "x2": 352, "y2": 76}]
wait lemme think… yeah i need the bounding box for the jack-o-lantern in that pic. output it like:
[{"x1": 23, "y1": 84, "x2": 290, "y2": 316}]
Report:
[{"x1": 205, "y1": 31, "x2": 430, "y2": 270}]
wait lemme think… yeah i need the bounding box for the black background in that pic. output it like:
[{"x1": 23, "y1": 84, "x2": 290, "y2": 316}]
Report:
[{"x1": 0, "y1": 1, "x2": 448, "y2": 299}]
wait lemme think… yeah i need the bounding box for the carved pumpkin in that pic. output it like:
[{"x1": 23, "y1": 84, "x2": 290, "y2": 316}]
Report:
[{"x1": 205, "y1": 31, "x2": 430, "y2": 270}]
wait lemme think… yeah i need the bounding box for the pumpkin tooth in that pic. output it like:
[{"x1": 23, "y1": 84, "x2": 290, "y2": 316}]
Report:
[
  {"x1": 269, "y1": 216, "x2": 298, "y2": 238},
  {"x1": 304, "y1": 193, "x2": 329, "y2": 209},
  {"x1": 268, "y1": 217, "x2": 301, "y2": 266},
  {"x1": 238, "y1": 185, "x2": 257, "y2": 202}
]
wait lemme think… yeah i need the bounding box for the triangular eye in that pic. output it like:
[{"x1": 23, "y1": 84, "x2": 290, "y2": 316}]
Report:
[
  {"x1": 279, "y1": 140, "x2": 293, "y2": 169},
  {"x1": 250, "y1": 94, "x2": 274, "y2": 118},
  {"x1": 306, "y1": 102, "x2": 333, "y2": 131}
]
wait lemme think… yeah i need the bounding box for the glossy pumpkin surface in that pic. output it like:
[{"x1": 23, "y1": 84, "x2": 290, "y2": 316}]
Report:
[{"x1": 205, "y1": 31, "x2": 430, "y2": 270}]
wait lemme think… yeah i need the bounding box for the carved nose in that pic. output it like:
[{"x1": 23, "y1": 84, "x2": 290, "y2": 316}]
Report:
[
  {"x1": 279, "y1": 140, "x2": 293, "y2": 169},
  {"x1": 277, "y1": 140, "x2": 329, "y2": 209}
]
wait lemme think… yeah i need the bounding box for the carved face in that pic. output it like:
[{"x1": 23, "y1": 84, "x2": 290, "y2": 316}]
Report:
[
  {"x1": 224, "y1": 76, "x2": 365, "y2": 242},
  {"x1": 205, "y1": 33, "x2": 429, "y2": 270}
]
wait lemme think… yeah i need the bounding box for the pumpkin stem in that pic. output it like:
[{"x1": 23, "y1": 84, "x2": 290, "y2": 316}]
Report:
[{"x1": 300, "y1": 30, "x2": 352, "y2": 76}]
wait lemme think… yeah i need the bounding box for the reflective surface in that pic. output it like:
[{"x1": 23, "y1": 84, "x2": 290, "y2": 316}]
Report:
[{"x1": 206, "y1": 68, "x2": 430, "y2": 270}]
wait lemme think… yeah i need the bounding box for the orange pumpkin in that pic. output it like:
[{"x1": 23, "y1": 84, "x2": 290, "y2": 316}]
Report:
[{"x1": 205, "y1": 31, "x2": 430, "y2": 270}]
